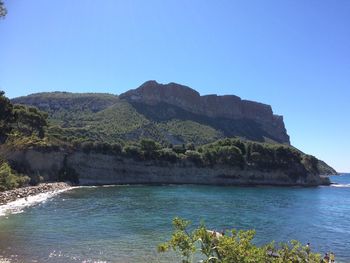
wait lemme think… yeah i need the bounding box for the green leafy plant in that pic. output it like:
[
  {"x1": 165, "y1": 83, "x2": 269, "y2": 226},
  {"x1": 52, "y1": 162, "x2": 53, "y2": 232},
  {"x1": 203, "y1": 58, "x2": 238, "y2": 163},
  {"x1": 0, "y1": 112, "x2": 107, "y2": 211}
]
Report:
[
  {"x1": 158, "y1": 217, "x2": 322, "y2": 263},
  {"x1": 0, "y1": 161, "x2": 30, "y2": 191}
]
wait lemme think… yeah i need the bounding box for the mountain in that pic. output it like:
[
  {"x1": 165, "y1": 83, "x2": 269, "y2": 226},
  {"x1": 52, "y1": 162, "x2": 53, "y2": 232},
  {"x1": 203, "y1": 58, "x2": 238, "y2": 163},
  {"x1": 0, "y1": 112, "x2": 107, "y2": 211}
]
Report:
[
  {"x1": 3, "y1": 81, "x2": 336, "y2": 188},
  {"x1": 12, "y1": 81, "x2": 289, "y2": 146}
]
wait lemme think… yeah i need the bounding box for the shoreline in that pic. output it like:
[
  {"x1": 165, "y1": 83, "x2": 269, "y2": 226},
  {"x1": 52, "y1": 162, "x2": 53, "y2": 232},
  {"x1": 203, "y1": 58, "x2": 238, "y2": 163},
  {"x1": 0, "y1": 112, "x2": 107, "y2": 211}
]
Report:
[
  {"x1": 0, "y1": 182, "x2": 72, "y2": 207},
  {"x1": 0, "y1": 177, "x2": 337, "y2": 208}
]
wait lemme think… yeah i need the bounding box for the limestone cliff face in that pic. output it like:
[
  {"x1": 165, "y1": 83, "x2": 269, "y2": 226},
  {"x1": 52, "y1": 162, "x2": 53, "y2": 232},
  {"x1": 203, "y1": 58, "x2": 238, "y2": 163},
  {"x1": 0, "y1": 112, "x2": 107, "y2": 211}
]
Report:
[
  {"x1": 11, "y1": 81, "x2": 290, "y2": 144},
  {"x1": 120, "y1": 81, "x2": 290, "y2": 144},
  {"x1": 2, "y1": 148, "x2": 330, "y2": 187}
]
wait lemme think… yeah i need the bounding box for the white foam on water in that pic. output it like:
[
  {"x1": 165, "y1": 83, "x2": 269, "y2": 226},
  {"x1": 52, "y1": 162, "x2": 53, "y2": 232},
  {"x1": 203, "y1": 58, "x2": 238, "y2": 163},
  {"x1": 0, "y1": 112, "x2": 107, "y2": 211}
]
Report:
[
  {"x1": 330, "y1": 183, "x2": 350, "y2": 188},
  {"x1": 76, "y1": 185, "x2": 98, "y2": 189},
  {"x1": 0, "y1": 187, "x2": 74, "y2": 217},
  {"x1": 78, "y1": 184, "x2": 124, "y2": 188}
]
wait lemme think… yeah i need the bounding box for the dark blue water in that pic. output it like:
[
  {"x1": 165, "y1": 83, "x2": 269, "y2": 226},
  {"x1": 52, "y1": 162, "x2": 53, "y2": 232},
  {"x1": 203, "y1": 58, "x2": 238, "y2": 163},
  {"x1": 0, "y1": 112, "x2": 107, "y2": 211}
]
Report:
[{"x1": 0, "y1": 174, "x2": 349, "y2": 262}]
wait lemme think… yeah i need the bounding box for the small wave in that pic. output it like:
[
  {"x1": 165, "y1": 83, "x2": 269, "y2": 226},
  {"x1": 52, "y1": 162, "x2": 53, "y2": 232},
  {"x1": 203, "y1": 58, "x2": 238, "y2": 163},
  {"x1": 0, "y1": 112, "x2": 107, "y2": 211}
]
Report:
[
  {"x1": 0, "y1": 188, "x2": 74, "y2": 217},
  {"x1": 76, "y1": 185, "x2": 99, "y2": 189},
  {"x1": 101, "y1": 184, "x2": 119, "y2": 188},
  {"x1": 78, "y1": 184, "x2": 126, "y2": 188},
  {"x1": 330, "y1": 183, "x2": 350, "y2": 188}
]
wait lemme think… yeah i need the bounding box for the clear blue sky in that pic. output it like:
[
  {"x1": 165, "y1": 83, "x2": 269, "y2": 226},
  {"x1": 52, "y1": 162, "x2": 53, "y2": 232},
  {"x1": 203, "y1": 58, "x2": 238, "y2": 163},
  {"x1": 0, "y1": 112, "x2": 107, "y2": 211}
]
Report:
[{"x1": 0, "y1": 0, "x2": 349, "y2": 172}]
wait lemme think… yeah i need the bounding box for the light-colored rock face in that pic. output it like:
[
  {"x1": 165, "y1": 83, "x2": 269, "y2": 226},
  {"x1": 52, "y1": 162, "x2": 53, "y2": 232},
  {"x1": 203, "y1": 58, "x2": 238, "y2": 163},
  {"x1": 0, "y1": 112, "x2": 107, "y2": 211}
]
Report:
[
  {"x1": 70, "y1": 152, "x2": 326, "y2": 186},
  {"x1": 2, "y1": 149, "x2": 329, "y2": 187},
  {"x1": 2, "y1": 148, "x2": 66, "y2": 181},
  {"x1": 120, "y1": 81, "x2": 290, "y2": 144}
]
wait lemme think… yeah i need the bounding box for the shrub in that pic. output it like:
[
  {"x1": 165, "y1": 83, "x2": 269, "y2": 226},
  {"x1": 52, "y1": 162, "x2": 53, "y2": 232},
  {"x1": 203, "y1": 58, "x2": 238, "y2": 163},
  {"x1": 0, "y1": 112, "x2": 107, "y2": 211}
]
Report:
[
  {"x1": 158, "y1": 148, "x2": 179, "y2": 163},
  {"x1": 140, "y1": 138, "x2": 160, "y2": 159},
  {"x1": 247, "y1": 143, "x2": 275, "y2": 169},
  {"x1": 0, "y1": 161, "x2": 30, "y2": 191},
  {"x1": 216, "y1": 145, "x2": 244, "y2": 168},
  {"x1": 274, "y1": 146, "x2": 301, "y2": 167},
  {"x1": 158, "y1": 217, "x2": 322, "y2": 263},
  {"x1": 302, "y1": 155, "x2": 319, "y2": 174},
  {"x1": 186, "y1": 143, "x2": 195, "y2": 151},
  {"x1": 173, "y1": 144, "x2": 186, "y2": 154}
]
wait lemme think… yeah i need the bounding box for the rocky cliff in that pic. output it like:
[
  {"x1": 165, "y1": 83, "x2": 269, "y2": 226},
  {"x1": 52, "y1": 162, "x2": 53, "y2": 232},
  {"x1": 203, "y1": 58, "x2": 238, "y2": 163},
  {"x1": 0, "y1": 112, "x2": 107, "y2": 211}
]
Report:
[
  {"x1": 2, "y1": 148, "x2": 330, "y2": 187},
  {"x1": 120, "y1": 81, "x2": 290, "y2": 144},
  {"x1": 12, "y1": 81, "x2": 290, "y2": 145}
]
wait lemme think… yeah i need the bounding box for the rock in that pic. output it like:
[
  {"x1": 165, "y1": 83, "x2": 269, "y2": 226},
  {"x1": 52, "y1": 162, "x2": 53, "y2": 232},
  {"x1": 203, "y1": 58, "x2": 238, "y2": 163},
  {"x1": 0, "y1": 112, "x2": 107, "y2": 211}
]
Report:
[
  {"x1": 11, "y1": 81, "x2": 290, "y2": 144},
  {"x1": 120, "y1": 81, "x2": 290, "y2": 144},
  {"x1": 0, "y1": 182, "x2": 71, "y2": 206}
]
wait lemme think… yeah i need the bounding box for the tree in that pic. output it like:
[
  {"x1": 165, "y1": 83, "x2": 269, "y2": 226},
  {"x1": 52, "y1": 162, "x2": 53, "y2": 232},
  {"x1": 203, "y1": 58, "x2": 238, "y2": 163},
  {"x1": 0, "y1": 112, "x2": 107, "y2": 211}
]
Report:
[
  {"x1": 158, "y1": 148, "x2": 179, "y2": 163},
  {"x1": 186, "y1": 143, "x2": 195, "y2": 151},
  {"x1": 140, "y1": 138, "x2": 160, "y2": 159},
  {"x1": 302, "y1": 155, "x2": 319, "y2": 174},
  {"x1": 0, "y1": 91, "x2": 15, "y2": 142},
  {"x1": 0, "y1": 0, "x2": 6, "y2": 18},
  {"x1": 13, "y1": 105, "x2": 48, "y2": 138},
  {"x1": 274, "y1": 146, "x2": 301, "y2": 167},
  {"x1": 0, "y1": 161, "x2": 30, "y2": 191},
  {"x1": 158, "y1": 217, "x2": 322, "y2": 263},
  {"x1": 173, "y1": 144, "x2": 186, "y2": 154},
  {"x1": 216, "y1": 145, "x2": 244, "y2": 168}
]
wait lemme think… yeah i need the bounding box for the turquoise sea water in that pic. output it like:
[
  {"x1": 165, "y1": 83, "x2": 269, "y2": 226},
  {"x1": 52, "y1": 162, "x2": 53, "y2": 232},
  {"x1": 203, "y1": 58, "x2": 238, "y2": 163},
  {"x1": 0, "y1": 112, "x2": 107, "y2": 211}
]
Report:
[{"x1": 0, "y1": 174, "x2": 349, "y2": 262}]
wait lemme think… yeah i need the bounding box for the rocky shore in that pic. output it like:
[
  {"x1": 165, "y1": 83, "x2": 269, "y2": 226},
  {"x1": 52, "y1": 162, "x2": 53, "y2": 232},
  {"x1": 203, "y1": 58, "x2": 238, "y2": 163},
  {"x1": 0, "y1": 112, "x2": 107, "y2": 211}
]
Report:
[
  {"x1": 0, "y1": 182, "x2": 71, "y2": 206},
  {"x1": 0, "y1": 256, "x2": 12, "y2": 263}
]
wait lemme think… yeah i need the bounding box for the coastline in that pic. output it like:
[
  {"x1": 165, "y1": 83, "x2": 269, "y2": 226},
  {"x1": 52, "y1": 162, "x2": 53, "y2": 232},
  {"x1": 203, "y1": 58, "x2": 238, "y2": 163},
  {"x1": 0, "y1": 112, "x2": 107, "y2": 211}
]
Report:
[
  {"x1": 0, "y1": 177, "x2": 333, "y2": 210},
  {"x1": 0, "y1": 175, "x2": 334, "y2": 208},
  {"x1": 0, "y1": 182, "x2": 72, "y2": 206},
  {"x1": 0, "y1": 182, "x2": 73, "y2": 218},
  {"x1": 1, "y1": 144, "x2": 335, "y2": 189}
]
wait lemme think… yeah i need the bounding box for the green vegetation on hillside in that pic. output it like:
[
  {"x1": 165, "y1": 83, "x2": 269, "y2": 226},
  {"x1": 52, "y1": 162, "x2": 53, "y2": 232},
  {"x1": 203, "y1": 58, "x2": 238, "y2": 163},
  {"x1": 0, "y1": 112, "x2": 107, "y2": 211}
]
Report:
[
  {"x1": 14, "y1": 92, "x2": 119, "y2": 127},
  {"x1": 93, "y1": 102, "x2": 150, "y2": 135},
  {"x1": 83, "y1": 137, "x2": 309, "y2": 171},
  {"x1": 65, "y1": 137, "x2": 321, "y2": 182},
  {"x1": 1, "y1": 92, "x2": 48, "y2": 146},
  {"x1": 158, "y1": 217, "x2": 322, "y2": 263},
  {"x1": 0, "y1": 91, "x2": 14, "y2": 143},
  {"x1": 12, "y1": 92, "x2": 282, "y2": 145},
  {"x1": 158, "y1": 119, "x2": 223, "y2": 145},
  {"x1": 0, "y1": 91, "x2": 49, "y2": 190},
  {"x1": 0, "y1": 91, "x2": 336, "y2": 190}
]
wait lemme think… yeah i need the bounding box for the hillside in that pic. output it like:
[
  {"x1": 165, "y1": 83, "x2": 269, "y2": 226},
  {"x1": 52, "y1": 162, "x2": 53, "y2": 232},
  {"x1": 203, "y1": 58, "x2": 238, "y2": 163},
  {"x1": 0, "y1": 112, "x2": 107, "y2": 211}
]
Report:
[
  {"x1": 12, "y1": 81, "x2": 289, "y2": 146},
  {"x1": 0, "y1": 85, "x2": 336, "y2": 191}
]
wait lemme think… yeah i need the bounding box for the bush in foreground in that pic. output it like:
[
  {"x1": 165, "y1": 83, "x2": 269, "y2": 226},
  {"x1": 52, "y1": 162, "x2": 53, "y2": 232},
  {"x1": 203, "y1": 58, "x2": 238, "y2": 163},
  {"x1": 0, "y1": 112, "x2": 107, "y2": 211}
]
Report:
[{"x1": 158, "y1": 217, "x2": 321, "y2": 263}]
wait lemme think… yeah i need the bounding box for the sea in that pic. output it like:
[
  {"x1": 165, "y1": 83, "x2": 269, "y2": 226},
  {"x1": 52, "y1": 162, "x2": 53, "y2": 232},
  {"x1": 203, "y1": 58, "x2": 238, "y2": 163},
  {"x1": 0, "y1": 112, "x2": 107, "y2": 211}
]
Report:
[{"x1": 0, "y1": 174, "x2": 349, "y2": 262}]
